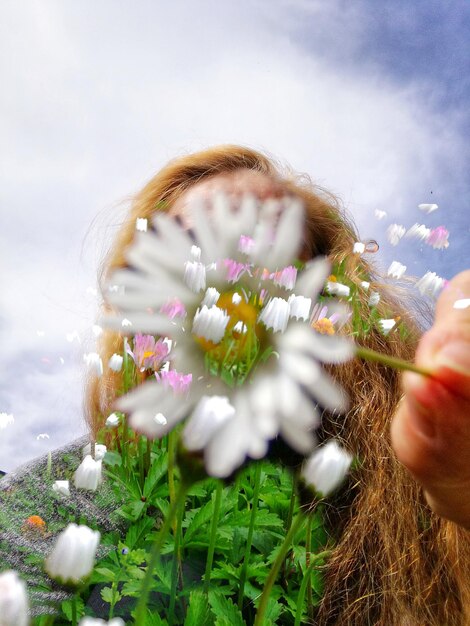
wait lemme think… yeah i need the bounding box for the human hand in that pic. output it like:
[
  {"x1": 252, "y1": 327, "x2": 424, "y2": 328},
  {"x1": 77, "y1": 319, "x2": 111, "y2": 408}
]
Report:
[{"x1": 391, "y1": 270, "x2": 470, "y2": 529}]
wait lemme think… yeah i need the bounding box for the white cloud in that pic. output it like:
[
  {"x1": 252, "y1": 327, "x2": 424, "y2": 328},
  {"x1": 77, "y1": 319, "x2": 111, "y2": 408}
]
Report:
[{"x1": 0, "y1": 0, "x2": 466, "y2": 469}]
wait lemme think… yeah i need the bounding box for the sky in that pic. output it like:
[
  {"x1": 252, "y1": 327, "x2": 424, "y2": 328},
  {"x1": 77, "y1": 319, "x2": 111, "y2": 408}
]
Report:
[{"x1": 1, "y1": 0, "x2": 469, "y2": 471}]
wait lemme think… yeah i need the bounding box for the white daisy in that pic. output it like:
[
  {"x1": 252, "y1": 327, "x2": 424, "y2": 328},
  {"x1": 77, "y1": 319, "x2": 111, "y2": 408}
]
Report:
[
  {"x1": 104, "y1": 194, "x2": 353, "y2": 477},
  {"x1": 418, "y1": 203, "x2": 438, "y2": 213},
  {"x1": 415, "y1": 271, "x2": 446, "y2": 298},
  {"x1": 387, "y1": 261, "x2": 407, "y2": 280},
  {"x1": 386, "y1": 224, "x2": 406, "y2": 246}
]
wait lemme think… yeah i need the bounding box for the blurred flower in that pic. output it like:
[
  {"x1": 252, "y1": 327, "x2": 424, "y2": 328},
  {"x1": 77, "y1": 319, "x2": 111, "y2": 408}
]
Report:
[
  {"x1": 374, "y1": 209, "x2": 387, "y2": 220},
  {"x1": 387, "y1": 261, "x2": 407, "y2": 280},
  {"x1": 386, "y1": 224, "x2": 406, "y2": 246},
  {"x1": 310, "y1": 302, "x2": 350, "y2": 335},
  {"x1": 156, "y1": 370, "x2": 192, "y2": 394},
  {"x1": 416, "y1": 271, "x2": 446, "y2": 298},
  {"x1": 108, "y1": 354, "x2": 123, "y2": 372},
  {"x1": 405, "y1": 223, "x2": 430, "y2": 242},
  {"x1": 74, "y1": 456, "x2": 102, "y2": 492},
  {"x1": 353, "y1": 242, "x2": 365, "y2": 254},
  {"x1": 368, "y1": 291, "x2": 380, "y2": 307},
  {"x1": 378, "y1": 319, "x2": 397, "y2": 335},
  {"x1": 121, "y1": 318, "x2": 132, "y2": 327},
  {"x1": 83, "y1": 352, "x2": 103, "y2": 377},
  {"x1": 136, "y1": 217, "x2": 148, "y2": 232},
  {"x1": 52, "y1": 480, "x2": 70, "y2": 497},
  {"x1": 193, "y1": 305, "x2": 230, "y2": 342},
  {"x1": 45, "y1": 524, "x2": 100, "y2": 586},
  {"x1": 360, "y1": 281, "x2": 370, "y2": 291},
  {"x1": 22, "y1": 515, "x2": 46, "y2": 536},
  {"x1": 66, "y1": 330, "x2": 80, "y2": 343},
  {"x1": 302, "y1": 440, "x2": 352, "y2": 496},
  {"x1": 326, "y1": 281, "x2": 350, "y2": 297},
  {"x1": 105, "y1": 195, "x2": 353, "y2": 477},
  {"x1": 82, "y1": 443, "x2": 107, "y2": 460},
  {"x1": 160, "y1": 297, "x2": 187, "y2": 319},
  {"x1": 288, "y1": 294, "x2": 311, "y2": 321},
  {"x1": 92, "y1": 324, "x2": 103, "y2": 337},
  {"x1": 238, "y1": 234, "x2": 255, "y2": 255},
  {"x1": 36, "y1": 433, "x2": 49, "y2": 440},
  {"x1": 418, "y1": 203, "x2": 438, "y2": 213},
  {"x1": 79, "y1": 618, "x2": 125, "y2": 626},
  {"x1": 427, "y1": 226, "x2": 449, "y2": 249},
  {"x1": 0, "y1": 413, "x2": 14, "y2": 429},
  {"x1": 105, "y1": 413, "x2": 120, "y2": 428},
  {"x1": 0, "y1": 570, "x2": 29, "y2": 626},
  {"x1": 258, "y1": 297, "x2": 290, "y2": 333}
]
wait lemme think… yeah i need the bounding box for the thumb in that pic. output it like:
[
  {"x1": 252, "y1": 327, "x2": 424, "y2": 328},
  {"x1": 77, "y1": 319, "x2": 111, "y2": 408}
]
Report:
[{"x1": 390, "y1": 271, "x2": 470, "y2": 527}]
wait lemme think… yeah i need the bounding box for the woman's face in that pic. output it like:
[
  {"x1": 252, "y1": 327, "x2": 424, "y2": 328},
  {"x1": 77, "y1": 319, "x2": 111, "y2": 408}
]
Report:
[{"x1": 170, "y1": 169, "x2": 286, "y2": 226}]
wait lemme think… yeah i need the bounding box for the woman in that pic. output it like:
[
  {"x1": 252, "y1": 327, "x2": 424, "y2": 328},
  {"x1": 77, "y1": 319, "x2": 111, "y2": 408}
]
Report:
[{"x1": 87, "y1": 145, "x2": 470, "y2": 625}]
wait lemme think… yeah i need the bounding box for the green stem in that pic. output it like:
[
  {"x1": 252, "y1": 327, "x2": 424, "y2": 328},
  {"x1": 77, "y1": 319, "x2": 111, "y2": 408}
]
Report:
[
  {"x1": 356, "y1": 345, "x2": 433, "y2": 377},
  {"x1": 294, "y1": 550, "x2": 331, "y2": 626},
  {"x1": 285, "y1": 475, "x2": 297, "y2": 534},
  {"x1": 237, "y1": 463, "x2": 262, "y2": 610},
  {"x1": 168, "y1": 432, "x2": 177, "y2": 530},
  {"x1": 204, "y1": 481, "x2": 223, "y2": 593},
  {"x1": 168, "y1": 494, "x2": 185, "y2": 625},
  {"x1": 305, "y1": 515, "x2": 313, "y2": 621},
  {"x1": 134, "y1": 481, "x2": 189, "y2": 625},
  {"x1": 138, "y1": 437, "x2": 145, "y2": 492},
  {"x1": 254, "y1": 513, "x2": 305, "y2": 626}
]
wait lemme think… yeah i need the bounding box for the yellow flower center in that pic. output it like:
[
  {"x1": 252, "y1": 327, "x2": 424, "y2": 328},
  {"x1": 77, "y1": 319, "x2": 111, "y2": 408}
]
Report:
[{"x1": 312, "y1": 317, "x2": 335, "y2": 335}]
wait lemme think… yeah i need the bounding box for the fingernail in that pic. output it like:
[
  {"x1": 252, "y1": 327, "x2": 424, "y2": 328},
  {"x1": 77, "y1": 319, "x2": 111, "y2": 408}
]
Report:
[{"x1": 435, "y1": 341, "x2": 470, "y2": 375}]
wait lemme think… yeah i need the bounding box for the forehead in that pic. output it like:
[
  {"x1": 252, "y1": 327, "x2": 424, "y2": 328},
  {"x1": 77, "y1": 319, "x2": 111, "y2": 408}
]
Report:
[{"x1": 171, "y1": 169, "x2": 286, "y2": 217}]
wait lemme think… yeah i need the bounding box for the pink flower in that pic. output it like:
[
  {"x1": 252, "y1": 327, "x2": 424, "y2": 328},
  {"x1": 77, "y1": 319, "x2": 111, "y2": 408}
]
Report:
[
  {"x1": 155, "y1": 369, "x2": 192, "y2": 394},
  {"x1": 426, "y1": 226, "x2": 449, "y2": 250},
  {"x1": 238, "y1": 235, "x2": 255, "y2": 255},
  {"x1": 272, "y1": 265, "x2": 297, "y2": 290},
  {"x1": 160, "y1": 297, "x2": 187, "y2": 319},
  {"x1": 127, "y1": 334, "x2": 170, "y2": 371},
  {"x1": 222, "y1": 259, "x2": 251, "y2": 282}
]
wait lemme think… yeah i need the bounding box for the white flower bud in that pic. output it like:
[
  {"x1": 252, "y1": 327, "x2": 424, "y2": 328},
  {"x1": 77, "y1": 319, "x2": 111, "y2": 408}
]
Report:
[
  {"x1": 74, "y1": 455, "x2": 102, "y2": 492},
  {"x1": 82, "y1": 443, "x2": 107, "y2": 460},
  {"x1": 192, "y1": 305, "x2": 229, "y2": 343},
  {"x1": 0, "y1": 570, "x2": 29, "y2": 626},
  {"x1": 108, "y1": 354, "x2": 123, "y2": 372},
  {"x1": 302, "y1": 441, "x2": 352, "y2": 496},
  {"x1": 52, "y1": 480, "x2": 70, "y2": 497},
  {"x1": 387, "y1": 261, "x2": 407, "y2": 279},
  {"x1": 79, "y1": 617, "x2": 125, "y2": 625},
  {"x1": 105, "y1": 413, "x2": 120, "y2": 428},
  {"x1": 45, "y1": 524, "x2": 100, "y2": 585},
  {"x1": 288, "y1": 295, "x2": 311, "y2": 321},
  {"x1": 326, "y1": 282, "x2": 350, "y2": 297},
  {"x1": 83, "y1": 352, "x2": 103, "y2": 377},
  {"x1": 201, "y1": 287, "x2": 220, "y2": 308}
]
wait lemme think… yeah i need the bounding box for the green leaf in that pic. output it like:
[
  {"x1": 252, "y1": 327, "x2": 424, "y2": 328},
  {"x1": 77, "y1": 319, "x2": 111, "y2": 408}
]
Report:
[
  {"x1": 61, "y1": 596, "x2": 85, "y2": 621},
  {"x1": 143, "y1": 451, "x2": 168, "y2": 498},
  {"x1": 184, "y1": 589, "x2": 213, "y2": 626},
  {"x1": 125, "y1": 516, "x2": 156, "y2": 550},
  {"x1": 208, "y1": 590, "x2": 246, "y2": 626},
  {"x1": 103, "y1": 450, "x2": 122, "y2": 467},
  {"x1": 118, "y1": 499, "x2": 147, "y2": 522},
  {"x1": 100, "y1": 586, "x2": 115, "y2": 604}
]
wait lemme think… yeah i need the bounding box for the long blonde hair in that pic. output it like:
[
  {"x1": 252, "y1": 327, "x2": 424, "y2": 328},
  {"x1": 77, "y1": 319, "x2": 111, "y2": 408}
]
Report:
[{"x1": 85, "y1": 145, "x2": 470, "y2": 625}]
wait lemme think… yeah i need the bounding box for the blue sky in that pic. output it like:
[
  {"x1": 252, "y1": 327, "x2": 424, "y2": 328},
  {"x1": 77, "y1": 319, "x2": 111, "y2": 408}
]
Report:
[{"x1": 1, "y1": 1, "x2": 469, "y2": 470}]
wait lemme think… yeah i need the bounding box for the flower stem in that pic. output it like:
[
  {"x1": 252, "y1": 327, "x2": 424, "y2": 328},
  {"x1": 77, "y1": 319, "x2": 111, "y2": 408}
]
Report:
[
  {"x1": 134, "y1": 481, "x2": 189, "y2": 625},
  {"x1": 204, "y1": 481, "x2": 223, "y2": 593},
  {"x1": 168, "y1": 493, "x2": 185, "y2": 625},
  {"x1": 305, "y1": 515, "x2": 313, "y2": 620},
  {"x1": 254, "y1": 512, "x2": 305, "y2": 626},
  {"x1": 293, "y1": 549, "x2": 331, "y2": 626},
  {"x1": 168, "y1": 432, "x2": 177, "y2": 530},
  {"x1": 356, "y1": 345, "x2": 433, "y2": 377},
  {"x1": 238, "y1": 462, "x2": 262, "y2": 610}
]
